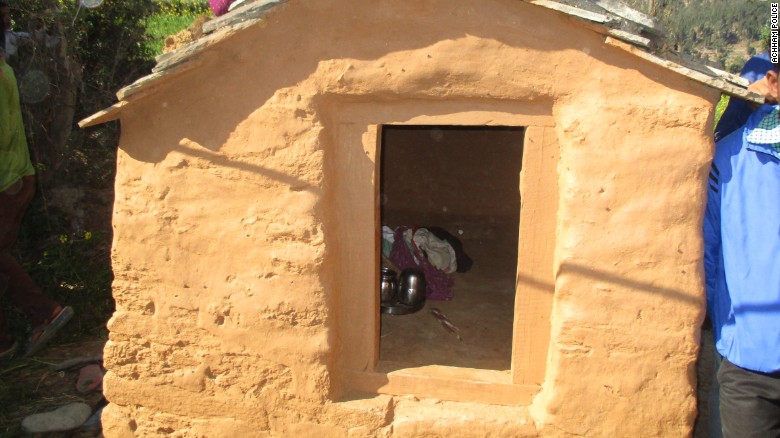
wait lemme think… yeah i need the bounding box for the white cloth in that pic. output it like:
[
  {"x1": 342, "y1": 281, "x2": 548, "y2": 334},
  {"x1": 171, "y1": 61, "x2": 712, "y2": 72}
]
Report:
[
  {"x1": 381, "y1": 226, "x2": 395, "y2": 258},
  {"x1": 382, "y1": 226, "x2": 395, "y2": 245},
  {"x1": 408, "y1": 228, "x2": 457, "y2": 274},
  {"x1": 4, "y1": 30, "x2": 58, "y2": 58},
  {"x1": 4, "y1": 30, "x2": 25, "y2": 57}
]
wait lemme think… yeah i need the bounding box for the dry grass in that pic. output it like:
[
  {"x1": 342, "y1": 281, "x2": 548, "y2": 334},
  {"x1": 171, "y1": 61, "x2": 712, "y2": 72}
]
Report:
[{"x1": 0, "y1": 340, "x2": 105, "y2": 437}]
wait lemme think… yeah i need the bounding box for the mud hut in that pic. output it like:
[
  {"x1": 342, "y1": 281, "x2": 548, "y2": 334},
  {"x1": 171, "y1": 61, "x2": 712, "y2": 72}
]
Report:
[{"x1": 81, "y1": 0, "x2": 759, "y2": 436}]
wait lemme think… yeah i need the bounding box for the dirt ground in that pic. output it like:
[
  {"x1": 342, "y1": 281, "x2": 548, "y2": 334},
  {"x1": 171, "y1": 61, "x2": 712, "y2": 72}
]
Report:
[
  {"x1": 0, "y1": 328, "x2": 718, "y2": 437},
  {"x1": 0, "y1": 339, "x2": 106, "y2": 437}
]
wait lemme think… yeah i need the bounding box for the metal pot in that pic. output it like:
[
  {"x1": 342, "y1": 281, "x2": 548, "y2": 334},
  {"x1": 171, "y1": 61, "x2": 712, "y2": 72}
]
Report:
[
  {"x1": 380, "y1": 267, "x2": 398, "y2": 303},
  {"x1": 398, "y1": 268, "x2": 426, "y2": 307}
]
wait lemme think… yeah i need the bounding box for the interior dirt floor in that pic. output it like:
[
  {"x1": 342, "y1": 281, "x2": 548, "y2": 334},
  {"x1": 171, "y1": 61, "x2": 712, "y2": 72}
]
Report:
[{"x1": 379, "y1": 234, "x2": 516, "y2": 371}]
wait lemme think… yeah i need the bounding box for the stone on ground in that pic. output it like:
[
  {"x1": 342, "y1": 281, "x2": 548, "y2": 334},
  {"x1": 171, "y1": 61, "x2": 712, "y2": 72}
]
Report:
[{"x1": 21, "y1": 402, "x2": 92, "y2": 433}]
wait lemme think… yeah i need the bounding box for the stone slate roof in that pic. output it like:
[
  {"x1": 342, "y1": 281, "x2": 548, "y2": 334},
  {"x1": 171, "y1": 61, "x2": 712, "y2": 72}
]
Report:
[{"x1": 79, "y1": 0, "x2": 762, "y2": 127}]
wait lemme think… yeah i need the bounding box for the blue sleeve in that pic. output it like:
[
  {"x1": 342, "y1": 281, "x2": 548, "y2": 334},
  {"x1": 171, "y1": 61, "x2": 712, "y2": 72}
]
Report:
[
  {"x1": 714, "y1": 99, "x2": 752, "y2": 142},
  {"x1": 703, "y1": 139, "x2": 728, "y2": 306}
]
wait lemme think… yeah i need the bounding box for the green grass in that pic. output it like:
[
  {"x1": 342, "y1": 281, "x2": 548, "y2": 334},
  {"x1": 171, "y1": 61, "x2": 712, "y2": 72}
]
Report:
[
  {"x1": 713, "y1": 94, "x2": 729, "y2": 130},
  {"x1": 146, "y1": 14, "x2": 202, "y2": 55},
  {"x1": 145, "y1": 0, "x2": 211, "y2": 56}
]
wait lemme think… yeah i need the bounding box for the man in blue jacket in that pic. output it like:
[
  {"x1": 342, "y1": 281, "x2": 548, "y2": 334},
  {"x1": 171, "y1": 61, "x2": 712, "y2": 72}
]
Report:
[
  {"x1": 704, "y1": 61, "x2": 780, "y2": 437},
  {"x1": 713, "y1": 52, "x2": 775, "y2": 142}
]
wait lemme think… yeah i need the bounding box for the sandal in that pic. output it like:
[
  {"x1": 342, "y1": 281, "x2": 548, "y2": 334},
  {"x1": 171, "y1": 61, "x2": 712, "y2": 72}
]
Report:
[
  {"x1": 23, "y1": 306, "x2": 74, "y2": 358},
  {"x1": 76, "y1": 364, "x2": 104, "y2": 394}
]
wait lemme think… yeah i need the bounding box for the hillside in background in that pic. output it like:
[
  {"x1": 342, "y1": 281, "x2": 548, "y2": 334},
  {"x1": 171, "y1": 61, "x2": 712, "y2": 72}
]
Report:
[{"x1": 622, "y1": 0, "x2": 769, "y2": 72}]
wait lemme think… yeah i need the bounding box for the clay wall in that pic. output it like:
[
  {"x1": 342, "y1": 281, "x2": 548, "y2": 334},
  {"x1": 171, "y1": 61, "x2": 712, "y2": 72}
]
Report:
[{"x1": 102, "y1": 0, "x2": 716, "y2": 436}]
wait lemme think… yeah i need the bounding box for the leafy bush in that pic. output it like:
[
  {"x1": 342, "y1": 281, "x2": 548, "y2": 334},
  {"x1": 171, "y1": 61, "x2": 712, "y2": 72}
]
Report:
[
  {"x1": 9, "y1": 1, "x2": 157, "y2": 114},
  {"x1": 3, "y1": 0, "x2": 166, "y2": 342},
  {"x1": 1, "y1": 0, "x2": 213, "y2": 344}
]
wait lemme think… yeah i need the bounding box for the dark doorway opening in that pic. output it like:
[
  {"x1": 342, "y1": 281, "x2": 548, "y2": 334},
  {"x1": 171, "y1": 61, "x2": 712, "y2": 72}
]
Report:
[{"x1": 378, "y1": 125, "x2": 525, "y2": 371}]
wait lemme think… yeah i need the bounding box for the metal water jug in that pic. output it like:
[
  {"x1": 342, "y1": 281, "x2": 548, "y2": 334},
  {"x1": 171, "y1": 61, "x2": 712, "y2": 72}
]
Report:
[
  {"x1": 380, "y1": 267, "x2": 398, "y2": 303},
  {"x1": 398, "y1": 268, "x2": 426, "y2": 307}
]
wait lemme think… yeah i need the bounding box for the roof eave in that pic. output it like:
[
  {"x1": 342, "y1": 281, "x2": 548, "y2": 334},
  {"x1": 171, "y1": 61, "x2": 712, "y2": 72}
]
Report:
[{"x1": 77, "y1": 0, "x2": 762, "y2": 128}]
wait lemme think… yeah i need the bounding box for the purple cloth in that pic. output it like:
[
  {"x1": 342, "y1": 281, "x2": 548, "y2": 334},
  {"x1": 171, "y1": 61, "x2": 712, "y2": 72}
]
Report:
[
  {"x1": 389, "y1": 227, "x2": 454, "y2": 301},
  {"x1": 208, "y1": 0, "x2": 235, "y2": 16}
]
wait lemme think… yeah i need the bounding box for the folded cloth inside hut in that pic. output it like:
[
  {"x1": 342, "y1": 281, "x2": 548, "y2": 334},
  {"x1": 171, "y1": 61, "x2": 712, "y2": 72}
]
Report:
[
  {"x1": 387, "y1": 226, "x2": 457, "y2": 300},
  {"x1": 382, "y1": 226, "x2": 472, "y2": 273},
  {"x1": 407, "y1": 227, "x2": 458, "y2": 274},
  {"x1": 425, "y1": 226, "x2": 473, "y2": 273}
]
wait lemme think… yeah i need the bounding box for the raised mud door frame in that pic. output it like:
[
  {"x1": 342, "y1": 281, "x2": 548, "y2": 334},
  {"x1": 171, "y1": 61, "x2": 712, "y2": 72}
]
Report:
[
  {"x1": 332, "y1": 104, "x2": 558, "y2": 406},
  {"x1": 512, "y1": 126, "x2": 558, "y2": 387}
]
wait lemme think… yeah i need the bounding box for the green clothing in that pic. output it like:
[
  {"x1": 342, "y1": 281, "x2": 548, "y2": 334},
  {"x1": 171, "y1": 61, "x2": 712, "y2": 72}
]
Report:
[{"x1": 0, "y1": 60, "x2": 34, "y2": 192}]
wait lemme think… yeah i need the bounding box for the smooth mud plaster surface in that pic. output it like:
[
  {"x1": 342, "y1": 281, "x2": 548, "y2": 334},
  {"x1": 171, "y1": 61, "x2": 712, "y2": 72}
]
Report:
[{"x1": 103, "y1": 0, "x2": 716, "y2": 436}]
